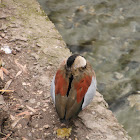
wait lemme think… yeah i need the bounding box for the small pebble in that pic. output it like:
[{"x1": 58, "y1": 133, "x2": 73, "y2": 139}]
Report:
[
  {"x1": 44, "y1": 103, "x2": 48, "y2": 107},
  {"x1": 39, "y1": 128, "x2": 43, "y2": 131},
  {"x1": 36, "y1": 42, "x2": 42, "y2": 47},
  {"x1": 15, "y1": 46, "x2": 21, "y2": 52},
  {"x1": 0, "y1": 95, "x2": 5, "y2": 105},
  {"x1": 42, "y1": 108, "x2": 46, "y2": 112},
  {"x1": 53, "y1": 131, "x2": 56, "y2": 135},
  {"x1": 37, "y1": 102, "x2": 41, "y2": 106},
  {"x1": 35, "y1": 124, "x2": 38, "y2": 128},
  {"x1": 43, "y1": 124, "x2": 50, "y2": 129},
  {"x1": 4, "y1": 36, "x2": 8, "y2": 39},
  {"x1": 28, "y1": 133, "x2": 32, "y2": 137},
  {"x1": 1, "y1": 33, "x2": 5, "y2": 38},
  {"x1": 29, "y1": 98, "x2": 36, "y2": 104},
  {"x1": 12, "y1": 50, "x2": 17, "y2": 55},
  {"x1": 16, "y1": 124, "x2": 22, "y2": 129},
  {"x1": 86, "y1": 136, "x2": 89, "y2": 140},
  {"x1": 31, "y1": 128, "x2": 35, "y2": 133},
  {"x1": 61, "y1": 123, "x2": 66, "y2": 127},
  {"x1": 45, "y1": 133, "x2": 51, "y2": 136}
]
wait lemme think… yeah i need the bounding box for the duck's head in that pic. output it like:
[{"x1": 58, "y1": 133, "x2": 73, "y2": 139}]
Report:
[{"x1": 66, "y1": 54, "x2": 86, "y2": 71}]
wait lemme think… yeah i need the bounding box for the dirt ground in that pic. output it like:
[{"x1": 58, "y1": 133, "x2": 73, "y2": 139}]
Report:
[
  {"x1": 0, "y1": 43, "x2": 71, "y2": 140},
  {"x1": 0, "y1": 0, "x2": 131, "y2": 140}
]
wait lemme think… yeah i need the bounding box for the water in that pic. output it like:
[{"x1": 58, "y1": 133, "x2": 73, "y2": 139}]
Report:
[{"x1": 37, "y1": 0, "x2": 140, "y2": 139}]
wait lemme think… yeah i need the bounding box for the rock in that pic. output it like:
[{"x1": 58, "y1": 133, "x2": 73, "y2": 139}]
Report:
[
  {"x1": 127, "y1": 94, "x2": 140, "y2": 111},
  {"x1": 42, "y1": 108, "x2": 46, "y2": 112},
  {"x1": 114, "y1": 72, "x2": 124, "y2": 79},
  {"x1": 1, "y1": 33, "x2": 5, "y2": 38},
  {"x1": 86, "y1": 136, "x2": 89, "y2": 140},
  {"x1": 36, "y1": 42, "x2": 43, "y2": 47},
  {"x1": 29, "y1": 98, "x2": 36, "y2": 104},
  {"x1": 39, "y1": 128, "x2": 43, "y2": 131},
  {"x1": 43, "y1": 124, "x2": 50, "y2": 129},
  {"x1": 74, "y1": 92, "x2": 131, "y2": 140},
  {"x1": 31, "y1": 53, "x2": 40, "y2": 60},
  {"x1": 0, "y1": 24, "x2": 8, "y2": 31},
  {"x1": 1, "y1": 45, "x2": 12, "y2": 54},
  {"x1": 10, "y1": 36, "x2": 28, "y2": 42},
  {"x1": 12, "y1": 50, "x2": 17, "y2": 55},
  {"x1": 22, "y1": 137, "x2": 28, "y2": 140},
  {"x1": 16, "y1": 124, "x2": 22, "y2": 129},
  {"x1": 15, "y1": 46, "x2": 21, "y2": 52},
  {"x1": 43, "y1": 47, "x2": 48, "y2": 54},
  {"x1": 28, "y1": 132, "x2": 32, "y2": 137}
]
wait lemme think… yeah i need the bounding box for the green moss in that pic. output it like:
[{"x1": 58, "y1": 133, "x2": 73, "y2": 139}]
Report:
[
  {"x1": 0, "y1": 4, "x2": 6, "y2": 8},
  {"x1": 0, "y1": 0, "x2": 7, "y2": 8}
]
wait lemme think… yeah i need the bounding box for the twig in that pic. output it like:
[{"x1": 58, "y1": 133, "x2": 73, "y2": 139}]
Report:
[
  {"x1": 16, "y1": 111, "x2": 30, "y2": 117},
  {"x1": 0, "y1": 90, "x2": 14, "y2": 93},
  {"x1": 26, "y1": 105, "x2": 36, "y2": 113},
  {"x1": 0, "y1": 131, "x2": 13, "y2": 140}
]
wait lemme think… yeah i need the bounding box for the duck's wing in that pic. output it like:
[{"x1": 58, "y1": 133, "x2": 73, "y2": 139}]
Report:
[
  {"x1": 81, "y1": 76, "x2": 96, "y2": 109},
  {"x1": 53, "y1": 69, "x2": 69, "y2": 119},
  {"x1": 65, "y1": 74, "x2": 96, "y2": 120}
]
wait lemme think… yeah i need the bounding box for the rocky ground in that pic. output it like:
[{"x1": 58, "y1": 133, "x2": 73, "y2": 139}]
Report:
[{"x1": 0, "y1": 0, "x2": 131, "y2": 140}]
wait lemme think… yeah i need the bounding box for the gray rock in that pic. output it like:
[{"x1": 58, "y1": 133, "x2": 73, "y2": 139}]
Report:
[
  {"x1": 75, "y1": 92, "x2": 131, "y2": 140},
  {"x1": 114, "y1": 72, "x2": 124, "y2": 80}
]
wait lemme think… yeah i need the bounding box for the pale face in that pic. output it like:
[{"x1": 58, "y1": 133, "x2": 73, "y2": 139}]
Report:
[{"x1": 72, "y1": 56, "x2": 86, "y2": 70}]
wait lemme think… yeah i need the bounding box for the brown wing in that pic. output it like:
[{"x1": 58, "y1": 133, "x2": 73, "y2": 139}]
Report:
[
  {"x1": 55, "y1": 69, "x2": 69, "y2": 119},
  {"x1": 65, "y1": 74, "x2": 92, "y2": 120}
]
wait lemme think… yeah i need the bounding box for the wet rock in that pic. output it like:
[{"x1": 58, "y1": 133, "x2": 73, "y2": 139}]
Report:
[
  {"x1": 114, "y1": 101, "x2": 140, "y2": 140},
  {"x1": 114, "y1": 72, "x2": 124, "y2": 80},
  {"x1": 128, "y1": 94, "x2": 140, "y2": 111},
  {"x1": 128, "y1": 61, "x2": 139, "y2": 69}
]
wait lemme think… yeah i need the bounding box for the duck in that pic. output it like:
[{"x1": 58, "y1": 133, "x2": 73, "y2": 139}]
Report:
[{"x1": 51, "y1": 54, "x2": 97, "y2": 120}]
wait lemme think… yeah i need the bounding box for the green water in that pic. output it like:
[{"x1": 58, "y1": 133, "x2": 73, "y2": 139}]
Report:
[{"x1": 37, "y1": 0, "x2": 140, "y2": 139}]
